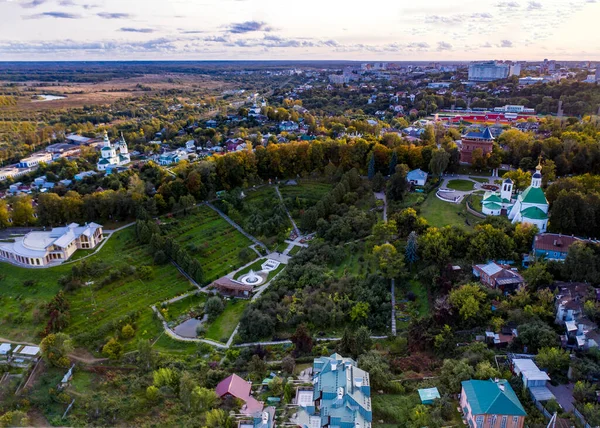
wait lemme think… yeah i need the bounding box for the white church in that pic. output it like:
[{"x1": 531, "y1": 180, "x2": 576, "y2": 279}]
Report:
[
  {"x1": 481, "y1": 162, "x2": 549, "y2": 232},
  {"x1": 97, "y1": 131, "x2": 131, "y2": 171}
]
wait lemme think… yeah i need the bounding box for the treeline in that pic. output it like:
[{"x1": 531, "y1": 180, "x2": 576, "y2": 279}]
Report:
[{"x1": 547, "y1": 175, "x2": 600, "y2": 238}]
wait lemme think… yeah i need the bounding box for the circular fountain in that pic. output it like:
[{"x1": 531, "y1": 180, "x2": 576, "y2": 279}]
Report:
[{"x1": 239, "y1": 269, "x2": 265, "y2": 286}]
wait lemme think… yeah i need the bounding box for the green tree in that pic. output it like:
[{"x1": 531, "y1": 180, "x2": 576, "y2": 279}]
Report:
[
  {"x1": 153, "y1": 367, "x2": 179, "y2": 390},
  {"x1": 419, "y1": 227, "x2": 451, "y2": 265},
  {"x1": 536, "y1": 347, "x2": 569, "y2": 378},
  {"x1": 469, "y1": 224, "x2": 515, "y2": 261},
  {"x1": 440, "y1": 359, "x2": 475, "y2": 392},
  {"x1": 290, "y1": 324, "x2": 313, "y2": 356},
  {"x1": 503, "y1": 169, "x2": 532, "y2": 190},
  {"x1": 405, "y1": 231, "x2": 419, "y2": 267},
  {"x1": 40, "y1": 332, "x2": 73, "y2": 368},
  {"x1": 386, "y1": 164, "x2": 409, "y2": 201},
  {"x1": 449, "y1": 284, "x2": 487, "y2": 322},
  {"x1": 249, "y1": 355, "x2": 267, "y2": 380},
  {"x1": 0, "y1": 200, "x2": 11, "y2": 228},
  {"x1": 513, "y1": 321, "x2": 557, "y2": 353},
  {"x1": 146, "y1": 385, "x2": 160, "y2": 402},
  {"x1": 137, "y1": 339, "x2": 156, "y2": 371},
  {"x1": 11, "y1": 195, "x2": 36, "y2": 226},
  {"x1": 270, "y1": 376, "x2": 284, "y2": 396},
  {"x1": 350, "y1": 302, "x2": 370, "y2": 323},
  {"x1": 205, "y1": 409, "x2": 231, "y2": 428},
  {"x1": 523, "y1": 263, "x2": 554, "y2": 291},
  {"x1": 102, "y1": 337, "x2": 124, "y2": 361},
  {"x1": 373, "y1": 243, "x2": 405, "y2": 279},
  {"x1": 367, "y1": 153, "x2": 375, "y2": 179},
  {"x1": 434, "y1": 325, "x2": 455, "y2": 357},
  {"x1": 205, "y1": 296, "x2": 225, "y2": 321},
  {"x1": 191, "y1": 386, "x2": 218, "y2": 411},
  {"x1": 358, "y1": 351, "x2": 390, "y2": 390},
  {"x1": 388, "y1": 151, "x2": 398, "y2": 176},
  {"x1": 121, "y1": 324, "x2": 135, "y2": 339},
  {"x1": 475, "y1": 361, "x2": 501, "y2": 380},
  {"x1": 0, "y1": 411, "x2": 29, "y2": 427},
  {"x1": 429, "y1": 149, "x2": 450, "y2": 177}
]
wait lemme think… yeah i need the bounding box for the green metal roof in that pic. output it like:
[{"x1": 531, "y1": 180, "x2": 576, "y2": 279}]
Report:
[
  {"x1": 520, "y1": 186, "x2": 547, "y2": 205},
  {"x1": 462, "y1": 380, "x2": 526, "y2": 417},
  {"x1": 483, "y1": 202, "x2": 502, "y2": 210},
  {"x1": 483, "y1": 194, "x2": 502, "y2": 203},
  {"x1": 521, "y1": 206, "x2": 548, "y2": 220}
]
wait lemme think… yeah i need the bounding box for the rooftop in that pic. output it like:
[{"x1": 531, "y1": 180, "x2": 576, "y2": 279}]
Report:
[{"x1": 462, "y1": 379, "x2": 526, "y2": 417}]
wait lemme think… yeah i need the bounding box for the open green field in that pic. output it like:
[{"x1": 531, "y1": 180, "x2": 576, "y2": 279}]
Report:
[
  {"x1": 205, "y1": 299, "x2": 248, "y2": 343},
  {"x1": 371, "y1": 393, "x2": 421, "y2": 425},
  {"x1": 469, "y1": 194, "x2": 484, "y2": 213},
  {"x1": 446, "y1": 179, "x2": 475, "y2": 191},
  {"x1": 419, "y1": 192, "x2": 481, "y2": 230},
  {"x1": 66, "y1": 227, "x2": 194, "y2": 349},
  {"x1": 0, "y1": 262, "x2": 66, "y2": 342},
  {"x1": 279, "y1": 180, "x2": 333, "y2": 221},
  {"x1": 162, "y1": 205, "x2": 254, "y2": 282}
]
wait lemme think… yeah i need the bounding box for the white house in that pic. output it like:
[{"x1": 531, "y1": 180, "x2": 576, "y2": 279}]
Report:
[
  {"x1": 159, "y1": 149, "x2": 187, "y2": 166},
  {"x1": 185, "y1": 140, "x2": 196, "y2": 152},
  {"x1": 407, "y1": 169, "x2": 428, "y2": 186}
]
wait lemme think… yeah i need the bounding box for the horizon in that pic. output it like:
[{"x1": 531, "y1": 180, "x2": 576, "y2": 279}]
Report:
[{"x1": 1, "y1": 0, "x2": 600, "y2": 61}]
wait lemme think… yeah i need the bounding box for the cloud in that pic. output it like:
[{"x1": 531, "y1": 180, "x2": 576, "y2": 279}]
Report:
[
  {"x1": 437, "y1": 41, "x2": 453, "y2": 51},
  {"x1": 24, "y1": 11, "x2": 81, "y2": 18},
  {"x1": 227, "y1": 20, "x2": 272, "y2": 34},
  {"x1": 528, "y1": 1, "x2": 542, "y2": 9},
  {"x1": 180, "y1": 30, "x2": 207, "y2": 34},
  {"x1": 499, "y1": 39, "x2": 513, "y2": 47},
  {"x1": 425, "y1": 15, "x2": 463, "y2": 25},
  {"x1": 97, "y1": 12, "x2": 132, "y2": 19},
  {"x1": 119, "y1": 27, "x2": 155, "y2": 33},
  {"x1": 0, "y1": 37, "x2": 181, "y2": 54},
  {"x1": 20, "y1": 0, "x2": 47, "y2": 7},
  {"x1": 497, "y1": 1, "x2": 520, "y2": 8}
]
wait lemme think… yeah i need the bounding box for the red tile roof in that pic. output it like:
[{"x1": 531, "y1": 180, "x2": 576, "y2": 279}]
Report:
[{"x1": 215, "y1": 374, "x2": 263, "y2": 415}]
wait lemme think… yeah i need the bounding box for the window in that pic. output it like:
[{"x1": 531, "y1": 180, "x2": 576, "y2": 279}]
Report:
[
  {"x1": 500, "y1": 416, "x2": 507, "y2": 428},
  {"x1": 512, "y1": 416, "x2": 518, "y2": 426},
  {"x1": 476, "y1": 416, "x2": 484, "y2": 428},
  {"x1": 490, "y1": 415, "x2": 497, "y2": 427}
]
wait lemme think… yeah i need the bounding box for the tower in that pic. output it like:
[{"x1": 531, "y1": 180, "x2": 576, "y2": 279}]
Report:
[
  {"x1": 118, "y1": 132, "x2": 128, "y2": 155},
  {"x1": 531, "y1": 160, "x2": 542, "y2": 188},
  {"x1": 501, "y1": 178, "x2": 513, "y2": 201},
  {"x1": 103, "y1": 130, "x2": 111, "y2": 147}
]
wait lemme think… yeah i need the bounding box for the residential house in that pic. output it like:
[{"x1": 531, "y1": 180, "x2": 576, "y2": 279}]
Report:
[
  {"x1": 460, "y1": 379, "x2": 526, "y2": 428},
  {"x1": 294, "y1": 353, "x2": 372, "y2": 428},
  {"x1": 473, "y1": 262, "x2": 524, "y2": 294},
  {"x1": 555, "y1": 282, "x2": 599, "y2": 350},
  {"x1": 279, "y1": 121, "x2": 299, "y2": 132},
  {"x1": 185, "y1": 140, "x2": 196, "y2": 152},
  {"x1": 238, "y1": 407, "x2": 276, "y2": 428},
  {"x1": 532, "y1": 233, "x2": 588, "y2": 262},
  {"x1": 74, "y1": 171, "x2": 97, "y2": 181},
  {"x1": 159, "y1": 149, "x2": 187, "y2": 166},
  {"x1": 407, "y1": 169, "x2": 428, "y2": 186},
  {"x1": 215, "y1": 374, "x2": 263, "y2": 416},
  {"x1": 511, "y1": 359, "x2": 554, "y2": 403}
]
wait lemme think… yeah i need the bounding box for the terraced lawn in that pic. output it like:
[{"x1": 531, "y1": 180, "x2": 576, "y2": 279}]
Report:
[
  {"x1": 279, "y1": 180, "x2": 333, "y2": 222},
  {"x1": 66, "y1": 227, "x2": 194, "y2": 349},
  {"x1": 162, "y1": 205, "x2": 255, "y2": 282}
]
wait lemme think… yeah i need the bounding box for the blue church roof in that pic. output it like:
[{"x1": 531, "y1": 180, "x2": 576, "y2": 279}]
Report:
[{"x1": 464, "y1": 127, "x2": 495, "y2": 141}]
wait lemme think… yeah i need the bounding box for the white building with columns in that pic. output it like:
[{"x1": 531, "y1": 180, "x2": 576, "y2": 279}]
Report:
[{"x1": 0, "y1": 223, "x2": 103, "y2": 267}]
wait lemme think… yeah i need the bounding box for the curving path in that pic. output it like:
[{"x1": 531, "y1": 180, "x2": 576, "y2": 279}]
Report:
[
  {"x1": 206, "y1": 202, "x2": 268, "y2": 251},
  {"x1": 275, "y1": 185, "x2": 301, "y2": 237}
]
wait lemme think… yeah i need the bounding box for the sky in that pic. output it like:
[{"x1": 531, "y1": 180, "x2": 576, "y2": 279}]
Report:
[{"x1": 0, "y1": 0, "x2": 599, "y2": 61}]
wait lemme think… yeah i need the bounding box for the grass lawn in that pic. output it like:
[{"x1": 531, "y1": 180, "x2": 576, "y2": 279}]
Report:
[
  {"x1": 289, "y1": 245, "x2": 302, "y2": 256},
  {"x1": 446, "y1": 179, "x2": 475, "y2": 191},
  {"x1": 469, "y1": 176, "x2": 490, "y2": 184},
  {"x1": 469, "y1": 194, "x2": 483, "y2": 213},
  {"x1": 331, "y1": 244, "x2": 374, "y2": 278},
  {"x1": 162, "y1": 292, "x2": 206, "y2": 322},
  {"x1": 205, "y1": 299, "x2": 248, "y2": 343},
  {"x1": 279, "y1": 180, "x2": 333, "y2": 222},
  {"x1": 66, "y1": 227, "x2": 194, "y2": 350},
  {"x1": 234, "y1": 258, "x2": 267, "y2": 280},
  {"x1": 162, "y1": 205, "x2": 254, "y2": 283},
  {"x1": 419, "y1": 192, "x2": 481, "y2": 230},
  {"x1": 0, "y1": 262, "x2": 67, "y2": 342},
  {"x1": 408, "y1": 279, "x2": 430, "y2": 315}
]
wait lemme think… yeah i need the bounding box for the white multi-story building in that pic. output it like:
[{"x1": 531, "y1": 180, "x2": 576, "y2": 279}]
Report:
[
  {"x1": 17, "y1": 152, "x2": 53, "y2": 168},
  {"x1": 0, "y1": 223, "x2": 103, "y2": 267},
  {"x1": 493, "y1": 105, "x2": 535, "y2": 114},
  {"x1": 97, "y1": 131, "x2": 130, "y2": 171},
  {"x1": 468, "y1": 61, "x2": 511, "y2": 82}
]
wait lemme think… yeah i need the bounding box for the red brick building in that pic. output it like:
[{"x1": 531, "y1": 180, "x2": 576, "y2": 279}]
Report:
[{"x1": 460, "y1": 127, "x2": 494, "y2": 163}]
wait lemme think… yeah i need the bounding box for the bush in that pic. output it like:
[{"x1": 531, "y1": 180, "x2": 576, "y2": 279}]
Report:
[
  {"x1": 205, "y1": 297, "x2": 225, "y2": 321},
  {"x1": 121, "y1": 324, "x2": 135, "y2": 339},
  {"x1": 138, "y1": 266, "x2": 153, "y2": 280}
]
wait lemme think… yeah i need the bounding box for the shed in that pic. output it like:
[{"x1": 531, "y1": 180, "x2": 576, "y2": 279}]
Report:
[
  {"x1": 418, "y1": 387, "x2": 440, "y2": 405},
  {"x1": 0, "y1": 343, "x2": 11, "y2": 355},
  {"x1": 407, "y1": 168, "x2": 428, "y2": 186}
]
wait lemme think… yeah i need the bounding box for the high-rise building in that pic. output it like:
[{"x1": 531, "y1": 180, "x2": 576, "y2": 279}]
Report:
[{"x1": 468, "y1": 61, "x2": 511, "y2": 82}]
